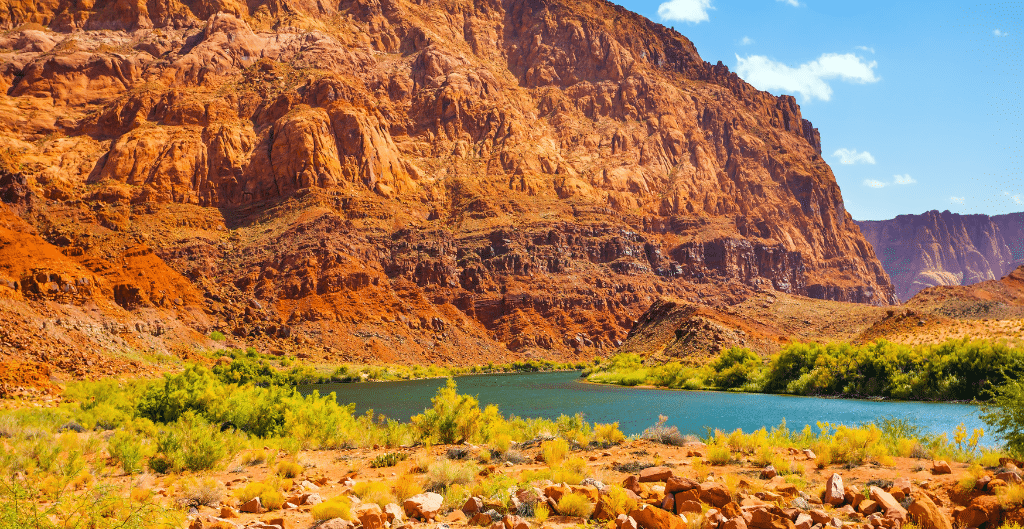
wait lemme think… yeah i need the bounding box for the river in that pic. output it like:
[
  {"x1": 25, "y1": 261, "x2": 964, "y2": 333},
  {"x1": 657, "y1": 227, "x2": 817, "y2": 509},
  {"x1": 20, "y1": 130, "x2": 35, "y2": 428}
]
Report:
[{"x1": 298, "y1": 371, "x2": 985, "y2": 439}]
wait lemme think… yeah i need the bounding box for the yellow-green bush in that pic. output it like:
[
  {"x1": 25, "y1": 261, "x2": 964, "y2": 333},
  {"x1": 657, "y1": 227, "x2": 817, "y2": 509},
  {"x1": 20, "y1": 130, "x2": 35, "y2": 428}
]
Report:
[
  {"x1": 392, "y1": 476, "x2": 424, "y2": 502},
  {"x1": 542, "y1": 438, "x2": 569, "y2": 466},
  {"x1": 556, "y1": 492, "x2": 595, "y2": 519},
  {"x1": 276, "y1": 461, "x2": 303, "y2": 478},
  {"x1": 354, "y1": 481, "x2": 396, "y2": 508},
  {"x1": 312, "y1": 496, "x2": 353, "y2": 521},
  {"x1": 707, "y1": 445, "x2": 731, "y2": 466}
]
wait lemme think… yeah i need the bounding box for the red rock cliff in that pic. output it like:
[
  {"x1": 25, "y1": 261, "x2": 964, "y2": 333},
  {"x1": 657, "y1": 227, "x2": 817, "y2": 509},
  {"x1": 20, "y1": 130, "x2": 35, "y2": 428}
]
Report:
[
  {"x1": 857, "y1": 211, "x2": 1024, "y2": 302},
  {"x1": 0, "y1": 0, "x2": 896, "y2": 368}
]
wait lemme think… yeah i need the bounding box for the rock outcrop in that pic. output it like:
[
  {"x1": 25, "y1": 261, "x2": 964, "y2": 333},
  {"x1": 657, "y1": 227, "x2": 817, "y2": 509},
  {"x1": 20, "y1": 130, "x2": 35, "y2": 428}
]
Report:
[
  {"x1": 857, "y1": 210, "x2": 1024, "y2": 301},
  {"x1": 0, "y1": 0, "x2": 897, "y2": 375}
]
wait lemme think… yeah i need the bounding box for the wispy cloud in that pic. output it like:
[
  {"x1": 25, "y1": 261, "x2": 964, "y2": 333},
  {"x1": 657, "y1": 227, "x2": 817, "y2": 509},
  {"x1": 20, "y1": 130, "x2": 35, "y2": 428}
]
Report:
[
  {"x1": 658, "y1": 0, "x2": 713, "y2": 23},
  {"x1": 777, "y1": 0, "x2": 800, "y2": 6},
  {"x1": 994, "y1": 29, "x2": 1008, "y2": 37},
  {"x1": 740, "y1": 36, "x2": 754, "y2": 45},
  {"x1": 863, "y1": 174, "x2": 917, "y2": 189},
  {"x1": 855, "y1": 46, "x2": 876, "y2": 54},
  {"x1": 950, "y1": 196, "x2": 965, "y2": 204},
  {"x1": 735, "y1": 53, "x2": 880, "y2": 101},
  {"x1": 833, "y1": 148, "x2": 876, "y2": 165},
  {"x1": 1004, "y1": 192, "x2": 1023, "y2": 204}
]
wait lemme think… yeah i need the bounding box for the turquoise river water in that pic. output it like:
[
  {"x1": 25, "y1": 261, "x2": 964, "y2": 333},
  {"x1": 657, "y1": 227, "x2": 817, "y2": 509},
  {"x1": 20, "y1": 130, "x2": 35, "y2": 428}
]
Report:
[{"x1": 298, "y1": 371, "x2": 986, "y2": 439}]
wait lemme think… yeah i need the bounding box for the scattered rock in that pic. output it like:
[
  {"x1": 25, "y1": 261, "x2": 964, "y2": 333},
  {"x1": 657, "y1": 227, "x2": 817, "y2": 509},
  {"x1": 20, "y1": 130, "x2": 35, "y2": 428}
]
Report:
[
  {"x1": 931, "y1": 461, "x2": 952, "y2": 475},
  {"x1": 630, "y1": 506, "x2": 686, "y2": 529},
  {"x1": 908, "y1": 494, "x2": 952, "y2": 529},
  {"x1": 640, "y1": 467, "x2": 675, "y2": 483},
  {"x1": 403, "y1": 492, "x2": 444, "y2": 521},
  {"x1": 824, "y1": 474, "x2": 844, "y2": 506}
]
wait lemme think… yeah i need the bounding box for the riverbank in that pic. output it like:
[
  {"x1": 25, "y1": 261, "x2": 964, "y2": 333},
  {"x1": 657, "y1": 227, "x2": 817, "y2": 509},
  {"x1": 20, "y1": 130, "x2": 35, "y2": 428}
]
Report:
[
  {"x1": 584, "y1": 339, "x2": 1024, "y2": 403},
  {"x1": 0, "y1": 375, "x2": 1018, "y2": 529}
]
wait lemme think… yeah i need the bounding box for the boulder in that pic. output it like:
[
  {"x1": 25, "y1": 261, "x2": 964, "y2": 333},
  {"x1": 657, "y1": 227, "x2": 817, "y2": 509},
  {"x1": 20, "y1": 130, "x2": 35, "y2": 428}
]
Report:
[
  {"x1": 384, "y1": 503, "x2": 404, "y2": 524},
  {"x1": 464, "y1": 497, "x2": 484, "y2": 515},
  {"x1": 869, "y1": 487, "x2": 906, "y2": 517},
  {"x1": 618, "y1": 514, "x2": 640, "y2": 529},
  {"x1": 723, "y1": 518, "x2": 749, "y2": 529},
  {"x1": 676, "y1": 490, "x2": 701, "y2": 505},
  {"x1": 356, "y1": 503, "x2": 386, "y2": 529},
  {"x1": 761, "y1": 466, "x2": 778, "y2": 480},
  {"x1": 996, "y1": 472, "x2": 1023, "y2": 485},
  {"x1": 239, "y1": 497, "x2": 262, "y2": 514},
  {"x1": 667, "y1": 477, "x2": 700, "y2": 494},
  {"x1": 795, "y1": 514, "x2": 813, "y2": 529},
  {"x1": 859, "y1": 501, "x2": 880, "y2": 516},
  {"x1": 678, "y1": 501, "x2": 703, "y2": 514},
  {"x1": 662, "y1": 494, "x2": 675, "y2": 513},
  {"x1": 803, "y1": 449, "x2": 817, "y2": 460},
  {"x1": 630, "y1": 506, "x2": 686, "y2": 529},
  {"x1": 955, "y1": 496, "x2": 1001, "y2": 529},
  {"x1": 640, "y1": 467, "x2": 675, "y2": 483},
  {"x1": 700, "y1": 482, "x2": 733, "y2": 508},
  {"x1": 749, "y1": 508, "x2": 796, "y2": 529},
  {"x1": 625, "y1": 476, "x2": 644, "y2": 495},
  {"x1": 908, "y1": 495, "x2": 952, "y2": 529},
  {"x1": 403, "y1": 492, "x2": 444, "y2": 521},
  {"x1": 824, "y1": 474, "x2": 844, "y2": 506},
  {"x1": 319, "y1": 519, "x2": 354, "y2": 529},
  {"x1": 442, "y1": 510, "x2": 468, "y2": 524},
  {"x1": 809, "y1": 510, "x2": 832, "y2": 525},
  {"x1": 893, "y1": 478, "x2": 912, "y2": 497},
  {"x1": 931, "y1": 461, "x2": 952, "y2": 475}
]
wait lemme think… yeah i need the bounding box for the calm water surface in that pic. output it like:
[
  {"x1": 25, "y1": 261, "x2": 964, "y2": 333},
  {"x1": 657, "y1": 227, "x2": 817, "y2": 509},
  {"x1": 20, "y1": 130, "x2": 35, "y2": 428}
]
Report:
[{"x1": 298, "y1": 371, "x2": 984, "y2": 438}]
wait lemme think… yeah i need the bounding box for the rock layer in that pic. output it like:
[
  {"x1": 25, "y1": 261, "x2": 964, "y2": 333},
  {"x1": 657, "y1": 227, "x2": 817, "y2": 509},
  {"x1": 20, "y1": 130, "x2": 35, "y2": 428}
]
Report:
[
  {"x1": 857, "y1": 210, "x2": 1024, "y2": 302},
  {"x1": 0, "y1": 0, "x2": 895, "y2": 373}
]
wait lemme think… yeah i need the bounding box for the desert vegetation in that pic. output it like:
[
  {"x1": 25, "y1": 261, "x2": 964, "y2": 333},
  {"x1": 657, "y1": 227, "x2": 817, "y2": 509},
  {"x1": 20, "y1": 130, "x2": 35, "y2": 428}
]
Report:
[
  {"x1": 1, "y1": 367, "x2": 1023, "y2": 529},
  {"x1": 587, "y1": 338, "x2": 1024, "y2": 401}
]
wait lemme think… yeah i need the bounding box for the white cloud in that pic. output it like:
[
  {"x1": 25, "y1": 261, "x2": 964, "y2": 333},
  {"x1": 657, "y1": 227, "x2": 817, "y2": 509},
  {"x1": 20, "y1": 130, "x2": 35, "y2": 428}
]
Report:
[
  {"x1": 777, "y1": 0, "x2": 800, "y2": 6},
  {"x1": 856, "y1": 46, "x2": 876, "y2": 54},
  {"x1": 658, "y1": 0, "x2": 712, "y2": 23},
  {"x1": 994, "y1": 29, "x2": 1008, "y2": 37},
  {"x1": 833, "y1": 148, "x2": 876, "y2": 165},
  {"x1": 1004, "y1": 192, "x2": 1023, "y2": 204},
  {"x1": 950, "y1": 196, "x2": 965, "y2": 204},
  {"x1": 735, "y1": 53, "x2": 880, "y2": 101},
  {"x1": 740, "y1": 36, "x2": 754, "y2": 45},
  {"x1": 893, "y1": 174, "x2": 916, "y2": 185},
  {"x1": 864, "y1": 179, "x2": 888, "y2": 189}
]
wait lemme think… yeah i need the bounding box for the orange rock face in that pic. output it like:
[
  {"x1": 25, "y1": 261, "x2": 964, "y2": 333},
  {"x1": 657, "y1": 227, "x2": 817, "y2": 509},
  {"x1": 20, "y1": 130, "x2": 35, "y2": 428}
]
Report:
[{"x1": 0, "y1": 0, "x2": 896, "y2": 373}]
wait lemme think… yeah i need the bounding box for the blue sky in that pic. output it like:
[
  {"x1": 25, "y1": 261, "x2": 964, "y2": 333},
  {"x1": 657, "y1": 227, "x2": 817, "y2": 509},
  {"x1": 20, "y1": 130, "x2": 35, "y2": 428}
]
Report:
[{"x1": 613, "y1": 0, "x2": 1022, "y2": 220}]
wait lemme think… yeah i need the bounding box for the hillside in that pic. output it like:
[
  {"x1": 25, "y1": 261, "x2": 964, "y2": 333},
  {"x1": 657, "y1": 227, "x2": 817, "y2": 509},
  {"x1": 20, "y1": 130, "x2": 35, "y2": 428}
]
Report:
[{"x1": 0, "y1": 0, "x2": 897, "y2": 384}]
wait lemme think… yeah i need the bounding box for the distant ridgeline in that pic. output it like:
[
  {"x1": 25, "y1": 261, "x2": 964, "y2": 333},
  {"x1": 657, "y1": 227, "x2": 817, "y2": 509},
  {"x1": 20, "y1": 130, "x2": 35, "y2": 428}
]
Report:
[{"x1": 857, "y1": 211, "x2": 1024, "y2": 302}]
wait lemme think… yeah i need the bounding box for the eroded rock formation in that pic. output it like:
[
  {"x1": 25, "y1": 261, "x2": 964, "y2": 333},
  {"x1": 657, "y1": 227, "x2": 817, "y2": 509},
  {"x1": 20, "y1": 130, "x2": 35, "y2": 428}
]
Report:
[
  {"x1": 0, "y1": 0, "x2": 896, "y2": 373},
  {"x1": 857, "y1": 211, "x2": 1024, "y2": 301}
]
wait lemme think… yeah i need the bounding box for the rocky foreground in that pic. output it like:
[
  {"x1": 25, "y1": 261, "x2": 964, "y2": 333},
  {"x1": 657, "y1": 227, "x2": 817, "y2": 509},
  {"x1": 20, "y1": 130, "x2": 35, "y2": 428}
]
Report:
[{"x1": 174, "y1": 439, "x2": 1019, "y2": 529}]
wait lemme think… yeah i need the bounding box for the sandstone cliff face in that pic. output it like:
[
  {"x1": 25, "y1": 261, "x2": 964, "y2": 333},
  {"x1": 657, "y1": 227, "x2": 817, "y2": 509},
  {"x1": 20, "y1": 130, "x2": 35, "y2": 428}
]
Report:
[
  {"x1": 0, "y1": 0, "x2": 896, "y2": 373},
  {"x1": 857, "y1": 211, "x2": 1024, "y2": 302}
]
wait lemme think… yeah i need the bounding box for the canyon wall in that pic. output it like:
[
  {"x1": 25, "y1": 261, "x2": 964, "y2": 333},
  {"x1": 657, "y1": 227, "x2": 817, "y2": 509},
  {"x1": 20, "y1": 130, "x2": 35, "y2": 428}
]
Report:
[
  {"x1": 857, "y1": 211, "x2": 1024, "y2": 302},
  {"x1": 0, "y1": 0, "x2": 896, "y2": 376}
]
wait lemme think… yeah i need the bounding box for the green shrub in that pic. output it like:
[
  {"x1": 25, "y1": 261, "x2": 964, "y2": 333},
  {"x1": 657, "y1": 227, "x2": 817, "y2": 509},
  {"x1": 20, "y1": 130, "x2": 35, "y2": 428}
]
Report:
[
  {"x1": 411, "y1": 379, "x2": 482, "y2": 444},
  {"x1": 707, "y1": 445, "x2": 731, "y2": 466},
  {"x1": 354, "y1": 481, "x2": 395, "y2": 508},
  {"x1": 370, "y1": 452, "x2": 408, "y2": 468},
  {"x1": 209, "y1": 331, "x2": 225, "y2": 342},
  {"x1": 542, "y1": 438, "x2": 569, "y2": 465},
  {"x1": 108, "y1": 431, "x2": 145, "y2": 474},
  {"x1": 425, "y1": 460, "x2": 476, "y2": 492},
  {"x1": 276, "y1": 461, "x2": 303, "y2": 478}
]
